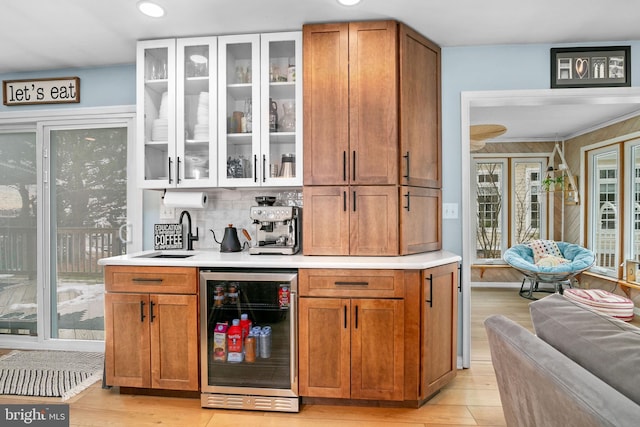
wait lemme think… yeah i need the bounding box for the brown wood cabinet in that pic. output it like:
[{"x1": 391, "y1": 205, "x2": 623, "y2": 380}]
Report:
[
  {"x1": 299, "y1": 269, "x2": 404, "y2": 400},
  {"x1": 303, "y1": 20, "x2": 441, "y2": 256},
  {"x1": 104, "y1": 266, "x2": 199, "y2": 391},
  {"x1": 299, "y1": 265, "x2": 457, "y2": 405},
  {"x1": 421, "y1": 262, "x2": 458, "y2": 398},
  {"x1": 303, "y1": 21, "x2": 440, "y2": 187},
  {"x1": 303, "y1": 185, "x2": 441, "y2": 255}
]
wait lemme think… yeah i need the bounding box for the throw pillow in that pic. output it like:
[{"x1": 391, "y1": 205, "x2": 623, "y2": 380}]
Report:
[
  {"x1": 535, "y1": 254, "x2": 569, "y2": 267},
  {"x1": 528, "y1": 239, "x2": 563, "y2": 263}
]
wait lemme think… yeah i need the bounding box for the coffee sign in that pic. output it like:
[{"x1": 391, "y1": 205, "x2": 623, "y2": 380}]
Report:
[{"x1": 2, "y1": 77, "x2": 80, "y2": 106}]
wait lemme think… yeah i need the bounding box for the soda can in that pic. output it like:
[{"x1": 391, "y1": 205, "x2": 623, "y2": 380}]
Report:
[{"x1": 259, "y1": 326, "x2": 272, "y2": 358}]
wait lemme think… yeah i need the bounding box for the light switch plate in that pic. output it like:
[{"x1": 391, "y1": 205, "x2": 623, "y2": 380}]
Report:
[{"x1": 443, "y1": 203, "x2": 458, "y2": 219}]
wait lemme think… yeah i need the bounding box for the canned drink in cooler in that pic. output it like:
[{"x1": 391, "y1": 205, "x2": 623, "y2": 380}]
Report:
[
  {"x1": 259, "y1": 326, "x2": 272, "y2": 358},
  {"x1": 251, "y1": 326, "x2": 262, "y2": 356}
]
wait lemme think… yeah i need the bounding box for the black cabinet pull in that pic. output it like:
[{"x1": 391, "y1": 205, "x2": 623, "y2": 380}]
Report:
[
  {"x1": 426, "y1": 273, "x2": 433, "y2": 307},
  {"x1": 140, "y1": 301, "x2": 146, "y2": 322},
  {"x1": 263, "y1": 154, "x2": 266, "y2": 182},
  {"x1": 403, "y1": 151, "x2": 410, "y2": 179},
  {"x1": 150, "y1": 300, "x2": 156, "y2": 322},
  {"x1": 253, "y1": 154, "x2": 258, "y2": 183},
  {"x1": 353, "y1": 190, "x2": 356, "y2": 212},
  {"x1": 176, "y1": 156, "x2": 181, "y2": 184},
  {"x1": 404, "y1": 191, "x2": 411, "y2": 211},
  {"x1": 343, "y1": 151, "x2": 347, "y2": 181},
  {"x1": 335, "y1": 281, "x2": 369, "y2": 286},
  {"x1": 132, "y1": 278, "x2": 163, "y2": 283},
  {"x1": 355, "y1": 305, "x2": 358, "y2": 329},
  {"x1": 352, "y1": 151, "x2": 356, "y2": 181},
  {"x1": 168, "y1": 158, "x2": 173, "y2": 184},
  {"x1": 458, "y1": 263, "x2": 462, "y2": 293},
  {"x1": 344, "y1": 305, "x2": 347, "y2": 329},
  {"x1": 343, "y1": 191, "x2": 347, "y2": 212}
]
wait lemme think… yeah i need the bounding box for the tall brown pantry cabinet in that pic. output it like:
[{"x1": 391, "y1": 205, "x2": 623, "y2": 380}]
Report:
[{"x1": 302, "y1": 20, "x2": 442, "y2": 256}]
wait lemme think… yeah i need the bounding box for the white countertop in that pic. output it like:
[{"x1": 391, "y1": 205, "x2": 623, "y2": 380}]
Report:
[{"x1": 98, "y1": 249, "x2": 461, "y2": 270}]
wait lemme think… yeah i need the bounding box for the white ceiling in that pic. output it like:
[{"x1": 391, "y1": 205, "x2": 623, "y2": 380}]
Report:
[{"x1": 4, "y1": 0, "x2": 640, "y2": 140}]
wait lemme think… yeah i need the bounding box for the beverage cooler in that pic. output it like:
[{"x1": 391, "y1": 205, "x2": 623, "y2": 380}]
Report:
[{"x1": 199, "y1": 269, "x2": 299, "y2": 412}]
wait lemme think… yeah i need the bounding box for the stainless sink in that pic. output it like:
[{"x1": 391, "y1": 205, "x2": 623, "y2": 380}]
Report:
[{"x1": 151, "y1": 253, "x2": 194, "y2": 259}]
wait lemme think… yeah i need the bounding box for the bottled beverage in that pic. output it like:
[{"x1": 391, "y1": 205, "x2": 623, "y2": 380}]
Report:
[
  {"x1": 240, "y1": 313, "x2": 252, "y2": 339},
  {"x1": 244, "y1": 334, "x2": 256, "y2": 363},
  {"x1": 227, "y1": 319, "x2": 244, "y2": 362}
]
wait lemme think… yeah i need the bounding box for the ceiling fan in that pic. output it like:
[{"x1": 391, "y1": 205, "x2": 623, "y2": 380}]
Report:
[{"x1": 470, "y1": 124, "x2": 507, "y2": 151}]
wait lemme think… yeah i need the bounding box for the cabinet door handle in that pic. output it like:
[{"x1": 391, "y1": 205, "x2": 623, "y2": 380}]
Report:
[
  {"x1": 426, "y1": 273, "x2": 433, "y2": 308},
  {"x1": 404, "y1": 191, "x2": 411, "y2": 211},
  {"x1": 132, "y1": 278, "x2": 163, "y2": 283},
  {"x1": 343, "y1": 191, "x2": 347, "y2": 212},
  {"x1": 176, "y1": 156, "x2": 181, "y2": 184},
  {"x1": 352, "y1": 151, "x2": 356, "y2": 181},
  {"x1": 262, "y1": 154, "x2": 266, "y2": 182},
  {"x1": 403, "y1": 151, "x2": 410, "y2": 179},
  {"x1": 150, "y1": 300, "x2": 156, "y2": 322},
  {"x1": 140, "y1": 301, "x2": 146, "y2": 322},
  {"x1": 335, "y1": 281, "x2": 369, "y2": 286},
  {"x1": 254, "y1": 154, "x2": 258, "y2": 183},
  {"x1": 344, "y1": 305, "x2": 347, "y2": 329},
  {"x1": 168, "y1": 158, "x2": 173, "y2": 184},
  {"x1": 355, "y1": 305, "x2": 358, "y2": 329},
  {"x1": 343, "y1": 151, "x2": 347, "y2": 182},
  {"x1": 353, "y1": 190, "x2": 356, "y2": 212}
]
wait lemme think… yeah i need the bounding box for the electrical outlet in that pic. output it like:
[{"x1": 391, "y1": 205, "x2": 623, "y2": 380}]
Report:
[{"x1": 443, "y1": 203, "x2": 458, "y2": 219}]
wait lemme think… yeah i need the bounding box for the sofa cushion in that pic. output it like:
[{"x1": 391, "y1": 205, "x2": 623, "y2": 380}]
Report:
[{"x1": 530, "y1": 294, "x2": 640, "y2": 405}]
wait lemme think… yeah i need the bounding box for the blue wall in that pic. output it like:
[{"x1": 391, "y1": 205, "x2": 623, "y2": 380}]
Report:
[
  {"x1": 0, "y1": 64, "x2": 136, "y2": 111},
  {"x1": 440, "y1": 40, "x2": 640, "y2": 256}
]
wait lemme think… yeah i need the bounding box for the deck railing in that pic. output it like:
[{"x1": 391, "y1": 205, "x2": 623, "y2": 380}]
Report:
[{"x1": 0, "y1": 226, "x2": 123, "y2": 275}]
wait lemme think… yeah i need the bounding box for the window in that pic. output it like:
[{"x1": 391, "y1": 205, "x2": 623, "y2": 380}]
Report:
[
  {"x1": 588, "y1": 147, "x2": 619, "y2": 276},
  {"x1": 473, "y1": 157, "x2": 548, "y2": 264},
  {"x1": 627, "y1": 141, "x2": 640, "y2": 262}
]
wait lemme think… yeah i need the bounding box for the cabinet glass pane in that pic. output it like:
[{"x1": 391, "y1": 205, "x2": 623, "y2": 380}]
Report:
[
  {"x1": 183, "y1": 44, "x2": 211, "y2": 180},
  {"x1": 144, "y1": 47, "x2": 170, "y2": 180},
  {"x1": 267, "y1": 40, "x2": 297, "y2": 180},
  {"x1": 224, "y1": 42, "x2": 253, "y2": 180}
]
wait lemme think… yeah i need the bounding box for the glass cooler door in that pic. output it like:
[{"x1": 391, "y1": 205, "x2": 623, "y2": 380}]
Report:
[{"x1": 200, "y1": 270, "x2": 297, "y2": 395}]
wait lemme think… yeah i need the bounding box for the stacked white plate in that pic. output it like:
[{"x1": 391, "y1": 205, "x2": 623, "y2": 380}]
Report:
[
  {"x1": 193, "y1": 92, "x2": 209, "y2": 140},
  {"x1": 152, "y1": 92, "x2": 169, "y2": 141}
]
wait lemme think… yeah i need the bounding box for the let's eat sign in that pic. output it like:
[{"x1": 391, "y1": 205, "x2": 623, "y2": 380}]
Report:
[{"x1": 3, "y1": 77, "x2": 80, "y2": 106}]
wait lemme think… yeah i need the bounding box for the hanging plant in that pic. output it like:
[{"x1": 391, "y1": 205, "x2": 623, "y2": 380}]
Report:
[{"x1": 542, "y1": 175, "x2": 564, "y2": 191}]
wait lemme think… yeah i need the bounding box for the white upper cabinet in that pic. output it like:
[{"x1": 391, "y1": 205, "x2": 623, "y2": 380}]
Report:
[
  {"x1": 218, "y1": 31, "x2": 302, "y2": 187},
  {"x1": 137, "y1": 37, "x2": 218, "y2": 189},
  {"x1": 137, "y1": 31, "x2": 301, "y2": 189}
]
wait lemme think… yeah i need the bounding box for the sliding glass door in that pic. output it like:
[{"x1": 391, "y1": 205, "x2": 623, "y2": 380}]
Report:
[
  {"x1": 0, "y1": 130, "x2": 38, "y2": 337},
  {"x1": 45, "y1": 122, "x2": 137, "y2": 342}
]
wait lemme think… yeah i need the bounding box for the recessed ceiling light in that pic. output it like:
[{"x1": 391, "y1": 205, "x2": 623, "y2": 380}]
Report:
[
  {"x1": 137, "y1": 1, "x2": 165, "y2": 18},
  {"x1": 337, "y1": 0, "x2": 362, "y2": 6}
]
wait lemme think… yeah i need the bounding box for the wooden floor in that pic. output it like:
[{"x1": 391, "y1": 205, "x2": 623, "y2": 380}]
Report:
[{"x1": 0, "y1": 288, "x2": 552, "y2": 426}]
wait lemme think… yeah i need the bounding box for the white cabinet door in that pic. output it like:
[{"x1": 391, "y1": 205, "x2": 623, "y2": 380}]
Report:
[
  {"x1": 217, "y1": 34, "x2": 261, "y2": 187},
  {"x1": 137, "y1": 39, "x2": 176, "y2": 189},
  {"x1": 176, "y1": 37, "x2": 218, "y2": 188},
  {"x1": 260, "y1": 32, "x2": 303, "y2": 187}
]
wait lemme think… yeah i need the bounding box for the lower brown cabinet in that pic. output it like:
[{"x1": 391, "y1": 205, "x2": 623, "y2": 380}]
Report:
[
  {"x1": 298, "y1": 264, "x2": 458, "y2": 404},
  {"x1": 104, "y1": 266, "x2": 199, "y2": 391}
]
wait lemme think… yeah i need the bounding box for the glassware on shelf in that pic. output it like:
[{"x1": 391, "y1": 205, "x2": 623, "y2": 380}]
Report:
[
  {"x1": 279, "y1": 101, "x2": 295, "y2": 132},
  {"x1": 269, "y1": 99, "x2": 278, "y2": 132},
  {"x1": 244, "y1": 99, "x2": 252, "y2": 133}
]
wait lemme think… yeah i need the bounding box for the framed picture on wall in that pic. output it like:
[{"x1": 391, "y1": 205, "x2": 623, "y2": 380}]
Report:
[{"x1": 551, "y1": 46, "x2": 631, "y2": 88}]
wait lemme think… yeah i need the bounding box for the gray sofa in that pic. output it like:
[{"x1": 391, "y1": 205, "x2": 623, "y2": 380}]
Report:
[{"x1": 485, "y1": 294, "x2": 640, "y2": 427}]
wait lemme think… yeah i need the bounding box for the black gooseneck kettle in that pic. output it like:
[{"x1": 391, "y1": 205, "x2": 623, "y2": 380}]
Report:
[{"x1": 210, "y1": 224, "x2": 249, "y2": 252}]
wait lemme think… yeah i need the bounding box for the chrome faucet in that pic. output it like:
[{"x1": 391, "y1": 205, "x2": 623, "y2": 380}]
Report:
[{"x1": 179, "y1": 210, "x2": 199, "y2": 251}]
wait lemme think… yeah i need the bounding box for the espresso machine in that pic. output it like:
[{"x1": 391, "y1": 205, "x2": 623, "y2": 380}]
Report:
[{"x1": 249, "y1": 199, "x2": 301, "y2": 255}]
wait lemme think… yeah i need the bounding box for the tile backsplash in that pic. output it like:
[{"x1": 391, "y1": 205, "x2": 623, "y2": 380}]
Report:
[{"x1": 159, "y1": 188, "x2": 302, "y2": 251}]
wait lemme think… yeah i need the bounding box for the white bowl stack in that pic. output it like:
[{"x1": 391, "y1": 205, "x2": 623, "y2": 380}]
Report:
[{"x1": 193, "y1": 92, "x2": 209, "y2": 140}]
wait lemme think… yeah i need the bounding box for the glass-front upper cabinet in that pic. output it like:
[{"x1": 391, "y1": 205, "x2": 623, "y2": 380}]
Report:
[
  {"x1": 137, "y1": 39, "x2": 176, "y2": 188},
  {"x1": 137, "y1": 37, "x2": 218, "y2": 189},
  {"x1": 177, "y1": 37, "x2": 218, "y2": 187},
  {"x1": 260, "y1": 32, "x2": 302, "y2": 187},
  {"x1": 218, "y1": 32, "x2": 302, "y2": 187}
]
